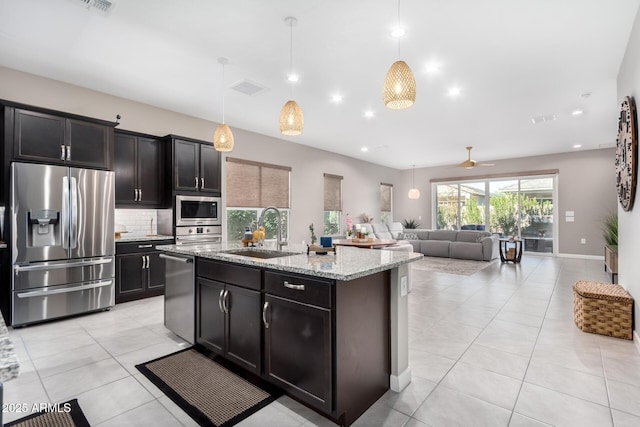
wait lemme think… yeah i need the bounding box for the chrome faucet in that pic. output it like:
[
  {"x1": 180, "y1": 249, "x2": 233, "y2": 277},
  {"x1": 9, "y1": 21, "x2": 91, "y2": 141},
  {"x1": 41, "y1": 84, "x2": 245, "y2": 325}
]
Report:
[{"x1": 257, "y1": 206, "x2": 288, "y2": 250}]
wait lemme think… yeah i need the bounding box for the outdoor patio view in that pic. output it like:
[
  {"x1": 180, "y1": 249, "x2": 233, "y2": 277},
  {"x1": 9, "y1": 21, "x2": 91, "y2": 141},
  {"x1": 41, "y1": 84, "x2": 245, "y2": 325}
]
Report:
[{"x1": 435, "y1": 176, "x2": 554, "y2": 253}]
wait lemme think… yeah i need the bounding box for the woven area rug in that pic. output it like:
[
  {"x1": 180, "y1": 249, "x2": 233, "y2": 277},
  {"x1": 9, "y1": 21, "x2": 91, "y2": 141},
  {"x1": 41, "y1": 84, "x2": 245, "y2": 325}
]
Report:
[
  {"x1": 5, "y1": 399, "x2": 90, "y2": 427},
  {"x1": 136, "y1": 348, "x2": 280, "y2": 427},
  {"x1": 411, "y1": 257, "x2": 496, "y2": 276}
]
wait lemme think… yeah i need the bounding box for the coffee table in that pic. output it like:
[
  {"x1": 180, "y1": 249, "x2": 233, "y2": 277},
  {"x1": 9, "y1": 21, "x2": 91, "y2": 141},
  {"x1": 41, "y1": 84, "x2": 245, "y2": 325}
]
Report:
[{"x1": 333, "y1": 239, "x2": 398, "y2": 249}]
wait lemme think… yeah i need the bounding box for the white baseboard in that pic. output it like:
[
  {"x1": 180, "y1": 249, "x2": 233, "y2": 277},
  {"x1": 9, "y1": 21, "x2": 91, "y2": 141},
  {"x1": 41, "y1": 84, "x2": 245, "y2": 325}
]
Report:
[
  {"x1": 390, "y1": 367, "x2": 412, "y2": 392},
  {"x1": 556, "y1": 253, "x2": 604, "y2": 260}
]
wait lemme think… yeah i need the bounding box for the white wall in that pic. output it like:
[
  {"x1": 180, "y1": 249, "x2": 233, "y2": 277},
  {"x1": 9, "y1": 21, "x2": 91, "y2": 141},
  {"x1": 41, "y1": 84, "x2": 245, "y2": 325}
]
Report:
[
  {"x1": 393, "y1": 149, "x2": 617, "y2": 256},
  {"x1": 617, "y1": 6, "x2": 640, "y2": 333},
  {"x1": 0, "y1": 66, "x2": 400, "y2": 244}
]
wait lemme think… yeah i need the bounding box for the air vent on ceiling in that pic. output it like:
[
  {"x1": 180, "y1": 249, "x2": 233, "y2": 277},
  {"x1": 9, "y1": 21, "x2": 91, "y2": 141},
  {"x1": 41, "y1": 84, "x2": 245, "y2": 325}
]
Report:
[
  {"x1": 230, "y1": 79, "x2": 269, "y2": 96},
  {"x1": 69, "y1": 0, "x2": 115, "y2": 16},
  {"x1": 531, "y1": 114, "x2": 557, "y2": 124}
]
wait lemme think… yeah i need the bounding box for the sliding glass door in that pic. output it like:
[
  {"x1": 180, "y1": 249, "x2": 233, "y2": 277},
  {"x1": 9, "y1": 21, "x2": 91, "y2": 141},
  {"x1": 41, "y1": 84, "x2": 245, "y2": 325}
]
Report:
[{"x1": 433, "y1": 175, "x2": 556, "y2": 253}]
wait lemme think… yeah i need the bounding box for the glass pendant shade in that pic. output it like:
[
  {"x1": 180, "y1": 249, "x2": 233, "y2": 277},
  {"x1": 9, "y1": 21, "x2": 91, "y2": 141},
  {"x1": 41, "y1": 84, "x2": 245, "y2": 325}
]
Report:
[
  {"x1": 213, "y1": 123, "x2": 234, "y2": 152},
  {"x1": 384, "y1": 60, "x2": 416, "y2": 109},
  {"x1": 279, "y1": 100, "x2": 304, "y2": 136}
]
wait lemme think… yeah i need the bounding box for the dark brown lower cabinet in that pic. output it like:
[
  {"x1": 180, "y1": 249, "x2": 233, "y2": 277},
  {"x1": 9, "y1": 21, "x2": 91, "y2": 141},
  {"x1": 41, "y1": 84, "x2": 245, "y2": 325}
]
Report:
[
  {"x1": 116, "y1": 240, "x2": 172, "y2": 303},
  {"x1": 197, "y1": 277, "x2": 261, "y2": 375},
  {"x1": 263, "y1": 294, "x2": 332, "y2": 414},
  {"x1": 194, "y1": 260, "x2": 390, "y2": 427}
]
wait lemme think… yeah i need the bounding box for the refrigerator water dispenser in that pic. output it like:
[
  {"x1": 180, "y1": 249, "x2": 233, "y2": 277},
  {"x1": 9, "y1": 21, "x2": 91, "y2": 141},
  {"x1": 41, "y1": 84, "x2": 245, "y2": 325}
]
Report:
[{"x1": 28, "y1": 209, "x2": 60, "y2": 247}]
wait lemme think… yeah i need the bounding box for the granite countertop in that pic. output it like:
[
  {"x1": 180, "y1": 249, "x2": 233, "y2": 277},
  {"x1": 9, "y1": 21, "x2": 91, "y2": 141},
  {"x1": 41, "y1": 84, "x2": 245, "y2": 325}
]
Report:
[
  {"x1": 157, "y1": 242, "x2": 423, "y2": 281},
  {"x1": 0, "y1": 313, "x2": 19, "y2": 383},
  {"x1": 116, "y1": 234, "x2": 174, "y2": 243}
]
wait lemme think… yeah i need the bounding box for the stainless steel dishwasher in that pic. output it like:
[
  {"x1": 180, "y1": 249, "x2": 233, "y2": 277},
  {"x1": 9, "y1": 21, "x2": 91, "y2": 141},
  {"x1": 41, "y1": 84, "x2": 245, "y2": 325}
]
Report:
[{"x1": 160, "y1": 253, "x2": 195, "y2": 344}]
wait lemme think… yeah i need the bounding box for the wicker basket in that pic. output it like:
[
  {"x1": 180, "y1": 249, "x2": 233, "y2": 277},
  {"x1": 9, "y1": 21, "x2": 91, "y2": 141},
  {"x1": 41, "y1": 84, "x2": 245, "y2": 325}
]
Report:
[{"x1": 573, "y1": 281, "x2": 634, "y2": 340}]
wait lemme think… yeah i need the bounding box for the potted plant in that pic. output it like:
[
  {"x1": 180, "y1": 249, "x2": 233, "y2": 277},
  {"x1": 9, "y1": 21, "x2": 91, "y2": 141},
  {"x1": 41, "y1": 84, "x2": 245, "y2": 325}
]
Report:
[
  {"x1": 401, "y1": 218, "x2": 421, "y2": 229},
  {"x1": 601, "y1": 212, "x2": 618, "y2": 282}
]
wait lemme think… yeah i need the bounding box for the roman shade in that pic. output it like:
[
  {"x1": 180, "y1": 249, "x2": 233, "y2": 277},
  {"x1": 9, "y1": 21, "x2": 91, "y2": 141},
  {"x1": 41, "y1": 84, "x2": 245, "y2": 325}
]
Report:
[
  {"x1": 324, "y1": 173, "x2": 342, "y2": 211},
  {"x1": 226, "y1": 158, "x2": 291, "y2": 208},
  {"x1": 380, "y1": 182, "x2": 393, "y2": 212}
]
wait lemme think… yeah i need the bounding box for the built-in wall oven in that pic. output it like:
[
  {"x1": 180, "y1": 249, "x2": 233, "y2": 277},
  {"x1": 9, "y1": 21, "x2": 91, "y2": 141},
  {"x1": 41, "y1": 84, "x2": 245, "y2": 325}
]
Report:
[{"x1": 175, "y1": 195, "x2": 221, "y2": 227}]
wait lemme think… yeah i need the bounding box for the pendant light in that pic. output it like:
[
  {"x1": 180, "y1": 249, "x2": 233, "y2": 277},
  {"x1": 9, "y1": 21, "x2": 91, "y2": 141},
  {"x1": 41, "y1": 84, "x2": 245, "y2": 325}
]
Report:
[
  {"x1": 279, "y1": 16, "x2": 304, "y2": 136},
  {"x1": 408, "y1": 165, "x2": 420, "y2": 199},
  {"x1": 383, "y1": 0, "x2": 416, "y2": 109},
  {"x1": 213, "y1": 57, "x2": 234, "y2": 152}
]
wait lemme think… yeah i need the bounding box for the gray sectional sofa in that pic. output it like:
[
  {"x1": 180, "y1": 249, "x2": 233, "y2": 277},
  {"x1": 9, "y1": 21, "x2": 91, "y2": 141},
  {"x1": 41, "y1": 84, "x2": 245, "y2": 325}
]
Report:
[
  {"x1": 356, "y1": 223, "x2": 499, "y2": 260},
  {"x1": 405, "y1": 229, "x2": 499, "y2": 261}
]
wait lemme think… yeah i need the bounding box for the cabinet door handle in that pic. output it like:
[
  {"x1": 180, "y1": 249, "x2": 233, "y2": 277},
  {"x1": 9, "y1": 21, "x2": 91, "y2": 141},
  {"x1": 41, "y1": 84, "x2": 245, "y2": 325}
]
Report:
[
  {"x1": 145, "y1": 255, "x2": 150, "y2": 269},
  {"x1": 134, "y1": 189, "x2": 138, "y2": 201},
  {"x1": 61, "y1": 145, "x2": 66, "y2": 160},
  {"x1": 138, "y1": 189, "x2": 142, "y2": 201},
  {"x1": 200, "y1": 178, "x2": 205, "y2": 189},
  {"x1": 66, "y1": 145, "x2": 71, "y2": 161},
  {"x1": 138, "y1": 244, "x2": 153, "y2": 248},
  {"x1": 218, "y1": 289, "x2": 225, "y2": 313},
  {"x1": 262, "y1": 301, "x2": 270, "y2": 328},
  {"x1": 141, "y1": 256, "x2": 146, "y2": 269},
  {"x1": 195, "y1": 176, "x2": 199, "y2": 189},
  {"x1": 284, "y1": 281, "x2": 305, "y2": 291},
  {"x1": 223, "y1": 290, "x2": 230, "y2": 313}
]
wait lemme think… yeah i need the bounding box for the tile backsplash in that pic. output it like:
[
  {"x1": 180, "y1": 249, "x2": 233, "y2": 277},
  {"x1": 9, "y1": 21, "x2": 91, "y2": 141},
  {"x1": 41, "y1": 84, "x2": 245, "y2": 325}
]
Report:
[{"x1": 114, "y1": 209, "x2": 158, "y2": 237}]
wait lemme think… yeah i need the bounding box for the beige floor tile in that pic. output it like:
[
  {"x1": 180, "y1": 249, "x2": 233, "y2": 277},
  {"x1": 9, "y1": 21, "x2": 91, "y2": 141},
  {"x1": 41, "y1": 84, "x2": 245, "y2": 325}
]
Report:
[
  {"x1": 413, "y1": 385, "x2": 511, "y2": 427},
  {"x1": 515, "y1": 382, "x2": 612, "y2": 427}
]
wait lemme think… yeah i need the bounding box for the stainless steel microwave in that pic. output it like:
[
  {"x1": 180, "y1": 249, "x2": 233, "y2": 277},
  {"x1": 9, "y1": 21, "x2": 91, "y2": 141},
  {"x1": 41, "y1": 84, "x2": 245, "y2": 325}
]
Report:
[{"x1": 175, "y1": 195, "x2": 221, "y2": 226}]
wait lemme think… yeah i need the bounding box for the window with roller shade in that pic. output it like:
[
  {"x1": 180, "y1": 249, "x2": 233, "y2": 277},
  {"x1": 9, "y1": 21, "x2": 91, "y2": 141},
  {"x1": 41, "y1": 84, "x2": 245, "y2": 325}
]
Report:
[
  {"x1": 323, "y1": 173, "x2": 342, "y2": 235},
  {"x1": 380, "y1": 183, "x2": 393, "y2": 224},
  {"x1": 226, "y1": 157, "x2": 291, "y2": 242}
]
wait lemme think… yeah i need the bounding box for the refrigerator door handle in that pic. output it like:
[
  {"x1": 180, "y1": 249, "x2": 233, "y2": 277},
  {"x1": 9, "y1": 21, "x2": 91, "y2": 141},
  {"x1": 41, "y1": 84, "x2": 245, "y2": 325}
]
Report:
[
  {"x1": 14, "y1": 258, "x2": 113, "y2": 272},
  {"x1": 61, "y1": 176, "x2": 69, "y2": 249},
  {"x1": 70, "y1": 176, "x2": 78, "y2": 249},
  {"x1": 16, "y1": 280, "x2": 113, "y2": 298}
]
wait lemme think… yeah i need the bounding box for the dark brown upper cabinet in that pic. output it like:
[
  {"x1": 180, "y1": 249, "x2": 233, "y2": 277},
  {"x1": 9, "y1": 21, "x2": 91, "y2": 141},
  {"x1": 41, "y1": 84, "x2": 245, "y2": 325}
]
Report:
[
  {"x1": 12, "y1": 108, "x2": 113, "y2": 170},
  {"x1": 114, "y1": 130, "x2": 165, "y2": 207},
  {"x1": 168, "y1": 136, "x2": 221, "y2": 195}
]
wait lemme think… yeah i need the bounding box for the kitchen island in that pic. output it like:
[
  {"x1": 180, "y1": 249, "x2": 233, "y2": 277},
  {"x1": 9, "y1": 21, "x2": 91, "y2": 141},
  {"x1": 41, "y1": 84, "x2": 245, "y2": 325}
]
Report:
[{"x1": 158, "y1": 243, "x2": 422, "y2": 426}]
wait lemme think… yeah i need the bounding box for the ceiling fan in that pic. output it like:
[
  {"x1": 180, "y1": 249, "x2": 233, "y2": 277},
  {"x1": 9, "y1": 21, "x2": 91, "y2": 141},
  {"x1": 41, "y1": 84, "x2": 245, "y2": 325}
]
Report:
[{"x1": 458, "y1": 146, "x2": 495, "y2": 169}]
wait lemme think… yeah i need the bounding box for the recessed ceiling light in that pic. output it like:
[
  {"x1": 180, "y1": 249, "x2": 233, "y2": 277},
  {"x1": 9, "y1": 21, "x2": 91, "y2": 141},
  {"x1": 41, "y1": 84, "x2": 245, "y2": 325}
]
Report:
[
  {"x1": 573, "y1": 144, "x2": 582, "y2": 149},
  {"x1": 361, "y1": 147, "x2": 369, "y2": 152},
  {"x1": 425, "y1": 64, "x2": 440, "y2": 74},
  {"x1": 448, "y1": 87, "x2": 461, "y2": 97},
  {"x1": 571, "y1": 110, "x2": 583, "y2": 116},
  {"x1": 288, "y1": 74, "x2": 299, "y2": 82},
  {"x1": 364, "y1": 110, "x2": 375, "y2": 118},
  {"x1": 390, "y1": 27, "x2": 406, "y2": 38},
  {"x1": 332, "y1": 94, "x2": 344, "y2": 103}
]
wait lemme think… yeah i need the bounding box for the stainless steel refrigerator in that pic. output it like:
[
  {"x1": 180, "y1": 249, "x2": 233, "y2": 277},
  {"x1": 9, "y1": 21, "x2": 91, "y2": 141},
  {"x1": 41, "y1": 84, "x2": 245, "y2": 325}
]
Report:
[{"x1": 10, "y1": 162, "x2": 115, "y2": 326}]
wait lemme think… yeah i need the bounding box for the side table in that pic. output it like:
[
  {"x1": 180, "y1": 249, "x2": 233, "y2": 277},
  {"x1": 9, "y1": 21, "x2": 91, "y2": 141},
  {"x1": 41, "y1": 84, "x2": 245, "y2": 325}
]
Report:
[{"x1": 499, "y1": 239, "x2": 523, "y2": 263}]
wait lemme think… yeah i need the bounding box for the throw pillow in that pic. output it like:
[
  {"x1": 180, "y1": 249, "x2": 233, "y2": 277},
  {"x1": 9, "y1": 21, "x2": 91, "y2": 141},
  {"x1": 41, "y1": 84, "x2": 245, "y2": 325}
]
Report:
[{"x1": 404, "y1": 232, "x2": 418, "y2": 240}]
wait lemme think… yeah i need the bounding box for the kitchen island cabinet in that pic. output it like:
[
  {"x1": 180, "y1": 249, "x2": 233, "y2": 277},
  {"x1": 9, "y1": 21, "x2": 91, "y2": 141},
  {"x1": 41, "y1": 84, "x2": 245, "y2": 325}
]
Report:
[
  {"x1": 159, "y1": 244, "x2": 421, "y2": 426},
  {"x1": 197, "y1": 259, "x2": 262, "y2": 374}
]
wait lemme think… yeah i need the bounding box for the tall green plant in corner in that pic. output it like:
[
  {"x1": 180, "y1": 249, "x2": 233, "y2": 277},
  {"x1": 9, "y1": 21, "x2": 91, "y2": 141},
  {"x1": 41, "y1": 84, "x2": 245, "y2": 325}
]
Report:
[{"x1": 601, "y1": 212, "x2": 618, "y2": 246}]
